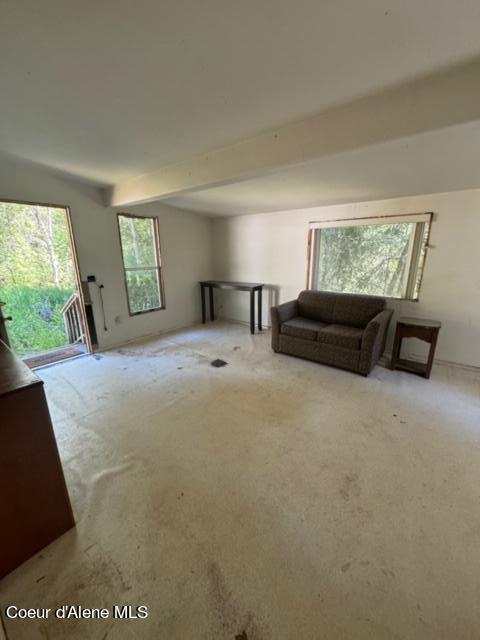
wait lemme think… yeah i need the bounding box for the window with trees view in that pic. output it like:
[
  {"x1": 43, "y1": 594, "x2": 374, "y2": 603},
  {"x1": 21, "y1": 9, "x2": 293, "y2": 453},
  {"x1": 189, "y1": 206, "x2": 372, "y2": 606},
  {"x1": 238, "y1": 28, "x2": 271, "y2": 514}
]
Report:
[
  {"x1": 309, "y1": 214, "x2": 431, "y2": 300},
  {"x1": 117, "y1": 214, "x2": 164, "y2": 315}
]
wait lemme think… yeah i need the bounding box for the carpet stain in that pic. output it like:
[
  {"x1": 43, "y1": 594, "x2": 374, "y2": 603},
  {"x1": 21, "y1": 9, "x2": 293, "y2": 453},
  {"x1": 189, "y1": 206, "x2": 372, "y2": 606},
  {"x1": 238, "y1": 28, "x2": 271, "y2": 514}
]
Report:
[
  {"x1": 211, "y1": 359, "x2": 228, "y2": 368},
  {"x1": 382, "y1": 568, "x2": 396, "y2": 580},
  {"x1": 340, "y1": 473, "x2": 360, "y2": 501},
  {"x1": 208, "y1": 562, "x2": 262, "y2": 639}
]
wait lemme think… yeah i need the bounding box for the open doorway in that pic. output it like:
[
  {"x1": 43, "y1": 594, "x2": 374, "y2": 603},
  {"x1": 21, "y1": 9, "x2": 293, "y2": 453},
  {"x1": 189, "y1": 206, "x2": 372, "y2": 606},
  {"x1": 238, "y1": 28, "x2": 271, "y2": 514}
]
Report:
[{"x1": 0, "y1": 200, "x2": 91, "y2": 368}]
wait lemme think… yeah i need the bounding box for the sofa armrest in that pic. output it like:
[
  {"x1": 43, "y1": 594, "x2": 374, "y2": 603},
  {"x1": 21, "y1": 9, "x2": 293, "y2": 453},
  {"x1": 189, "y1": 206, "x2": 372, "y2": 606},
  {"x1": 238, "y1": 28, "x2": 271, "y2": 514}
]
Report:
[
  {"x1": 359, "y1": 309, "x2": 393, "y2": 375},
  {"x1": 270, "y1": 300, "x2": 298, "y2": 351}
]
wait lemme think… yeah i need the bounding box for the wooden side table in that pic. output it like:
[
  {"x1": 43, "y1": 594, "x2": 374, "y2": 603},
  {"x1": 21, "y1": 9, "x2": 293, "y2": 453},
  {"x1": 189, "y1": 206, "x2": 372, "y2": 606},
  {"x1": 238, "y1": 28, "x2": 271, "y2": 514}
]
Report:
[{"x1": 390, "y1": 317, "x2": 441, "y2": 379}]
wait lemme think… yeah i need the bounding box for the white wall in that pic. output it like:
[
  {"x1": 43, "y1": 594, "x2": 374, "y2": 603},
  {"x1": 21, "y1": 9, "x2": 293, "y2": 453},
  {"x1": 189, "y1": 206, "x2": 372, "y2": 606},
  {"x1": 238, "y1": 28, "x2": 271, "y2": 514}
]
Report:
[
  {"x1": 212, "y1": 189, "x2": 480, "y2": 368},
  {"x1": 2, "y1": 152, "x2": 479, "y2": 367},
  {"x1": 0, "y1": 154, "x2": 213, "y2": 350}
]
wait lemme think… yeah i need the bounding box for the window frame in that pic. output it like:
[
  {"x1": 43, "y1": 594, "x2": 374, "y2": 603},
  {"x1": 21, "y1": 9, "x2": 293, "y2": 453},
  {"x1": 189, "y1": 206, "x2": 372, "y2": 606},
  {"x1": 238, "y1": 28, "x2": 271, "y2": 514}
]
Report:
[
  {"x1": 117, "y1": 212, "x2": 166, "y2": 316},
  {"x1": 307, "y1": 212, "x2": 432, "y2": 301}
]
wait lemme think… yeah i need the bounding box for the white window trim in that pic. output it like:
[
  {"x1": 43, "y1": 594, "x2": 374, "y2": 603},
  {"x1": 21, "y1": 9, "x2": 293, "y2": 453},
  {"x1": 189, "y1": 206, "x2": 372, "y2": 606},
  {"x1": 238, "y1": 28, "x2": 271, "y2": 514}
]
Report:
[
  {"x1": 307, "y1": 212, "x2": 433, "y2": 301},
  {"x1": 117, "y1": 212, "x2": 166, "y2": 316},
  {"x1": 309, "y1": 212, "x2": 432, "y2": 229}
]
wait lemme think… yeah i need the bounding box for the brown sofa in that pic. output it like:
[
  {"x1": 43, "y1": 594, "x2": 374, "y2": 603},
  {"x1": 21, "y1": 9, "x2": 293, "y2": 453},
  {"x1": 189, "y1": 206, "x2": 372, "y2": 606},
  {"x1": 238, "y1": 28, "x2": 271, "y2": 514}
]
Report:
[{"x1": 271, "y1": 290, "x2": 393, "y2": 376}]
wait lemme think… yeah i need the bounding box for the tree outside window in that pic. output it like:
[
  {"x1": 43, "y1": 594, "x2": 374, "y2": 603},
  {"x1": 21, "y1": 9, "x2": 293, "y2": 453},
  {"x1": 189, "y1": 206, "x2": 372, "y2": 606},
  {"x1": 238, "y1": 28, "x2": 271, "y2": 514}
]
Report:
[
  {"x1": 117, "y1": 214, "x2": 165, "y2": 315},
  {"x1": 309, "y1": 214, "x2": 431, "y2": 300}
]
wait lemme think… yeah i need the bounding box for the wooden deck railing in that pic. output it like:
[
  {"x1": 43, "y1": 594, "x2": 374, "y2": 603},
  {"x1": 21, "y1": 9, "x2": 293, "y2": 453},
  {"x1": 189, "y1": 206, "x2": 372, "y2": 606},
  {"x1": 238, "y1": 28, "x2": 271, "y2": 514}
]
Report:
[{"x1": 61, "y1": 293, "x2": 84, "y2": 344}]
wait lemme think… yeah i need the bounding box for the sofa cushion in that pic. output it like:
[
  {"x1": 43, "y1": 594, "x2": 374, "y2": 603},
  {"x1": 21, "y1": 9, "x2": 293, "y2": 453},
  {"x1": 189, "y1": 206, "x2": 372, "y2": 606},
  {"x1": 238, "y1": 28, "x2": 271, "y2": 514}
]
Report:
[
  {"x1": 281, "y1": 316, "x2": 328, "y2": 341},
  {"x1": 298, "y1": 290, "x2": 337, "y2": 324},
  {"x1": 298, "y1": 290, "x2": 386, "y2": 328},
  {"x1": 331, "y1": 295, "x2": 386, "y2": 328},
  {"x1": 317, "y1": 324, "x2": 364, "y2": 350}
]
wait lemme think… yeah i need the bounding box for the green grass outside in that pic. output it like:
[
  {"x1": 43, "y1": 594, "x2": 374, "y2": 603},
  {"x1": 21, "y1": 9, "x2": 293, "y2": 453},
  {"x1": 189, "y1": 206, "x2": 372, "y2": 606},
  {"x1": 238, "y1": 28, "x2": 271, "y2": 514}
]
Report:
[{"x1": 0, "y1": 286, "x2": 75, "y2": 355}]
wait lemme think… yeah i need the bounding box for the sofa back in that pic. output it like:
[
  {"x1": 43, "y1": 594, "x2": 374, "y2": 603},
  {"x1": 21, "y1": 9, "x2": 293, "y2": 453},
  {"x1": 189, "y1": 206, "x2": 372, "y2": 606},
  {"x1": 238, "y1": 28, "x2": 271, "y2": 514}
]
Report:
[{"x1": 297, "y1": 290, "x2": 386, "y2": 328}]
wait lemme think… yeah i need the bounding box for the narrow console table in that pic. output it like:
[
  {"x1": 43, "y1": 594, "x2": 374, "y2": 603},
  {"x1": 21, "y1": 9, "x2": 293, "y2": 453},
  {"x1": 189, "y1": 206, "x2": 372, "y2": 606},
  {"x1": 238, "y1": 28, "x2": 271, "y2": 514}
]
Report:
[
  {"x1": 199, "y1": 281, "x2": 264, "y2": 334},
  {"x1": 390, "y1": 317, "x2": 441, "y2": 379},
  {"x1": 0, "y1": 340, "x2": 75, "y2": 578}
]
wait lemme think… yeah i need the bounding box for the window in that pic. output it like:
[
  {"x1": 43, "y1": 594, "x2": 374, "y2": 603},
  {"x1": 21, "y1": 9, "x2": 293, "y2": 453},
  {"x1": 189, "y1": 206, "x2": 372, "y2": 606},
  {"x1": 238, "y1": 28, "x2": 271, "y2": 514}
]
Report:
[
  {"x1": 308, "y1": 213, "x2": 431, "y2": 300},
  {"x1": 117, "y1": 213, "x2": 165, "y2": 315}
]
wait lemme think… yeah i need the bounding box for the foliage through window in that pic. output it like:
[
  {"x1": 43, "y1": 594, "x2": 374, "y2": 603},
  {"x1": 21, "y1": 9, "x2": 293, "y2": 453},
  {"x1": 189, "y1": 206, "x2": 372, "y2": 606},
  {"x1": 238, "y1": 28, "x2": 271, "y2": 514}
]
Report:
[
  {"x1": 309, "y1": 214, "x2": 431, "y2": 300},
  {"x1": 117, "y1": 214, "x2": 164, "y2": 314},
  {"x1": 0, "y1": 201, "x2": 78, "y2": 355}
]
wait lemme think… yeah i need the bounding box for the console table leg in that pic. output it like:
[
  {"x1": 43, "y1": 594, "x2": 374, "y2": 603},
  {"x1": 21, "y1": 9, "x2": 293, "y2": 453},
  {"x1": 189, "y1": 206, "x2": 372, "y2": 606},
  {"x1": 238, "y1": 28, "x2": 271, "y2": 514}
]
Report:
[
  {"x1": 209, "y1": 286, "x2": 214, "y2": 321},
  {"x1": 258, "y1": 288, "x2": 262, "y2": 331},
  {"x1": 250, "y1": 290, "x2": 255, "y2": 334},
  {"x1": 201, "y1": 285, "x2": 206, "y2": 323}
]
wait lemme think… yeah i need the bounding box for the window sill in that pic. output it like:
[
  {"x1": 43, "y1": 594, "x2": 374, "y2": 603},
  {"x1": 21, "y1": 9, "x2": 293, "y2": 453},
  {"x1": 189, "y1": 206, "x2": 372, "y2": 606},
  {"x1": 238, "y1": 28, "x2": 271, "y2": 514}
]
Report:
[
  {"x1": 128, "y1": 305, "x2": 166, "y2": 317},
  {"x1": 310, "y1": 287, "x2": 420, "y2": 303}
]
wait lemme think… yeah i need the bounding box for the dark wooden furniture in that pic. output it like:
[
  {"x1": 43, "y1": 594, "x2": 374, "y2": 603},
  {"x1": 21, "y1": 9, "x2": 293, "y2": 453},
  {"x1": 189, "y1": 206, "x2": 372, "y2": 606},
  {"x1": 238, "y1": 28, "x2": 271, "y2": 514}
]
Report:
[
  {"x1": 199, "y1": 281, "x2": 264, "y2": 335},
  {"x1": 390, "y1": 317, "x2": 441, "y2": 379},
  {"x1": 0, "y1": 340, "x2": 75, "y2": 578}
]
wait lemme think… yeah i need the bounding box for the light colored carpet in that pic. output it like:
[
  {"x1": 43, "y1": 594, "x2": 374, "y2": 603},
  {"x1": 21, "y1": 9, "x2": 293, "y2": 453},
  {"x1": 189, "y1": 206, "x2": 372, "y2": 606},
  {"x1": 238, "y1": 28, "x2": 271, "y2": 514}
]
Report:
[{"x1": 1, "y1": 322, "x2": 480, "y2": 639}]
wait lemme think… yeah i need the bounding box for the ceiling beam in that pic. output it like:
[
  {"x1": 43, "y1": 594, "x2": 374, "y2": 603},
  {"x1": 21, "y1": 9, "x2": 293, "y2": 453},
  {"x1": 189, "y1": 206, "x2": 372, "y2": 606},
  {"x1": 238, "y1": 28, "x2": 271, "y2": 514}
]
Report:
[{"x1": 110, "y1": 57, "x2": 480, "y2": 207}]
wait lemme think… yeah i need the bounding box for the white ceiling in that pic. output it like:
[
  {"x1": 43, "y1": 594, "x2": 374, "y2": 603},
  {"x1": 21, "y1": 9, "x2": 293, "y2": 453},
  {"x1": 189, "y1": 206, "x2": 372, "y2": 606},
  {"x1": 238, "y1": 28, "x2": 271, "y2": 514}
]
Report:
[{"x1": 2, "y1": 0, "x2": 480, "y2": 191}]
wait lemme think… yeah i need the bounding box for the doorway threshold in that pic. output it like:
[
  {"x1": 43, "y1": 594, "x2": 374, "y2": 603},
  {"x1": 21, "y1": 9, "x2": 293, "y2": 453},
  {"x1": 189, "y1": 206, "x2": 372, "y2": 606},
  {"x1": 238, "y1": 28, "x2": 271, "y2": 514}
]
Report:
[{"x1": 23, "y1": 344, "x2": 88, "y2": 370}]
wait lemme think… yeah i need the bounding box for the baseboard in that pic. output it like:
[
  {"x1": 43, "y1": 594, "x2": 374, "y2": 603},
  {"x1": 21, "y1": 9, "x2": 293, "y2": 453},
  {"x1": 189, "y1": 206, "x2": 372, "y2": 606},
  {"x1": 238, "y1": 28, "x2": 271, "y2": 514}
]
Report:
[
  {"x1": 218, "y1": 315, "x2": 272, "y2": 330},
  {"x1": 98, "y1": 319, "x2": 206, "y2": 353},
  {"x1": 382, "y1": 350, "x2": 480, "y2": 373}
]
